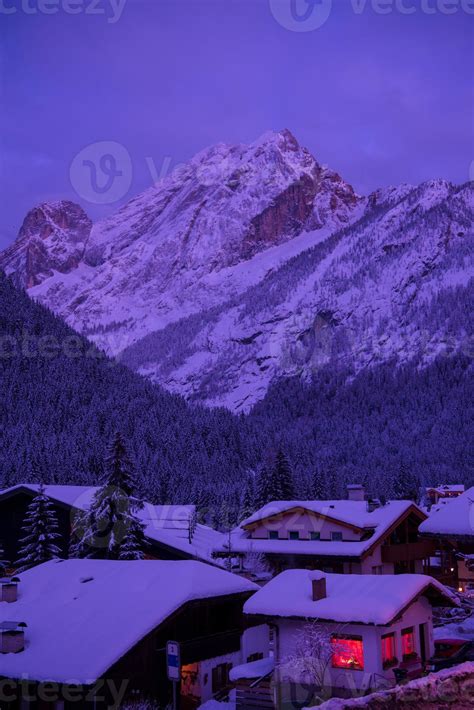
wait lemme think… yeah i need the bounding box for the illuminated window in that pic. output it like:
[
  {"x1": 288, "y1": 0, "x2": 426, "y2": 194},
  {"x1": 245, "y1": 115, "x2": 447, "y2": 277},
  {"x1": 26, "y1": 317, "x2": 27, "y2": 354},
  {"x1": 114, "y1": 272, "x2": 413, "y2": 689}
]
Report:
[
  {"x1": 268, "y1": 531, "x2": 279, "y2": 540},
  {"x1": 401, "y1": 627, "x2": 416, "y2": 659},
  {"x1": 289, "y1": 531, "x2": 300, "y2": 540},
  {"x1": 381, "y1": 633, "x2": 397, "y2": 668},
  {"x1": 310, "y1": 531, "x2": 321, "y2": 540},
  {"x1": 331, "y1": 635, "x2": 364, "y2": 670}
]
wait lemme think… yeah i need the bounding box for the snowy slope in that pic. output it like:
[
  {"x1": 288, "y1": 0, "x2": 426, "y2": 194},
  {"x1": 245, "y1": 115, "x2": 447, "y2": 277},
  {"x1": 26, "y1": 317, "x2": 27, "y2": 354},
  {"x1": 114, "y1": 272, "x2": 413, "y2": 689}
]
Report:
[{"x1": 1, "y1": 130, "x2": 472, "y2": 411}]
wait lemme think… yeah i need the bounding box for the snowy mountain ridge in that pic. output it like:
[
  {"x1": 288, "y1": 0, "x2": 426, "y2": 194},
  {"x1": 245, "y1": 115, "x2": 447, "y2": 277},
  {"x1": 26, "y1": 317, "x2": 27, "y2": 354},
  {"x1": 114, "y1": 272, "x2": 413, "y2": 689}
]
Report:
[{"x1": 1, "y1": 130, "x2": 473, "y2": 411}]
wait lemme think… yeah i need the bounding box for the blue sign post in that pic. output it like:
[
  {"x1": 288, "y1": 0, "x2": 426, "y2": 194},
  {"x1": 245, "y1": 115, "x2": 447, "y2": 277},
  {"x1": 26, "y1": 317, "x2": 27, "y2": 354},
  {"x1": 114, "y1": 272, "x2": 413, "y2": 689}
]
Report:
[{"x1": 166, "y1": 640, "x2": 181, "y2": 710}]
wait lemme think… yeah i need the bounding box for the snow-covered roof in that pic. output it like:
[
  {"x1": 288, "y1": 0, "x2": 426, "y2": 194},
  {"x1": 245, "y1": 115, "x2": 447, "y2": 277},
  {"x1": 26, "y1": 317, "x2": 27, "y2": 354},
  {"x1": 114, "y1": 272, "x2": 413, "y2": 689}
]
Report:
[
  {"x1": 218, "y1": 501, "x2": 421, "y2": 559},
  {"x1": 229, "y1": 656, "x2": 274, "y2": 682},
  {"x1": 243, "y1": 570, "x2": 457, "y2": 626},
  {"x1": 419, "y1": 486, "x2": 474, "y2": 538},
  {"x1": 0, "y1": 559, "x2": 258, "y2": 683},
  {"x1": 0, "y1": 484, "x2": 224, "y2": 563}
]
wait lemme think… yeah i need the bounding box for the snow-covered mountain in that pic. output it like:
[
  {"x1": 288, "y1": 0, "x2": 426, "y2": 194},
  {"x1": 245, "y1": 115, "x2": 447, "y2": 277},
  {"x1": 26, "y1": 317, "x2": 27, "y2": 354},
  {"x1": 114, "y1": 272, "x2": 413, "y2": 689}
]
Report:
[{"x1": 1, "y1": 130, "x2": 473, "y2": 411}]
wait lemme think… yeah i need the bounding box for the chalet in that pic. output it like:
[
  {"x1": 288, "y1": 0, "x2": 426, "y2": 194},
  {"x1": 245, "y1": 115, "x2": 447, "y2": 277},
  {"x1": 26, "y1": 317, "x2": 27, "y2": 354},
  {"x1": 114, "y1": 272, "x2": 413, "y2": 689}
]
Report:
[
  {"x1": 425, "y1": 485, "x2": 465, "y2": 507},
  {"x1": 240, "y1": 569, "x2": 457, "y2": 704},
  {"x1": 420, "y1": 485, "x2": 474, "y2": 591},
  {"x1": 0, "y1": 558, "x2": 259, "y2": 708},
  {"x1": 215, "y1": 487, "x2": 433, "y2": 576},
  {"x1": 0, "y1": 484, "x2": 223, "y2": 566}
]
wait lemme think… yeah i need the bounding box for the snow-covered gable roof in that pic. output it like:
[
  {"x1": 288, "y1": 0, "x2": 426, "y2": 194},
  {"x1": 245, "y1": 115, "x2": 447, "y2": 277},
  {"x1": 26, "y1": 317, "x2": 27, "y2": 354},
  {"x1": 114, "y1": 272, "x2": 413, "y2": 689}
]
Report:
[
  {"x1": 419, "y1": 486, "x2": 474, "y2": 538},
  {"x1": 0, "y1": 559, "x2": 258, "y2": 683},
  {"x1": 243, "y1": 569, "x2": 457, "y2": 626},
  {"x1": 0, "y1": 484, "x2": 224, "y2": 563},
  {"x1": 240, "y1": 499, "x2": 420, "y2": 532},
  {"x1": 218, "y1": 500, "x2": 422, "y2": 559}
]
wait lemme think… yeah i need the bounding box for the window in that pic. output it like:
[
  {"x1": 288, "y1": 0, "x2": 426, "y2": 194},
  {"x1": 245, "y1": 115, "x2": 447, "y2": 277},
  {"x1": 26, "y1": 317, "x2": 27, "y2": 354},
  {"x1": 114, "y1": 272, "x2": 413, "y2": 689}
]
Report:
[
  {"x1": 401, "y1": 627, "x2": 416, "y2": 660},
  {"x1": 268, "y1": 531, "x2": 279, "y2": 540},
  {"x1": 372, "y1": 565, "x2": 383, "y2": 575},
  {"x1": 289, "y1": 531, "x2": 300, "y2": 540},
  {"x1": 331, "y1": 532, "x2": 343, "y2": 541},
  {"x1": 331, "y1": 635, "x2": 364, "y2": 670},
  {"x1": 381, "y1": 633, "x2": 397, "y2": 668},
  {"x1": 310, "y1": 531, "x2": 321, "y2": 540}
]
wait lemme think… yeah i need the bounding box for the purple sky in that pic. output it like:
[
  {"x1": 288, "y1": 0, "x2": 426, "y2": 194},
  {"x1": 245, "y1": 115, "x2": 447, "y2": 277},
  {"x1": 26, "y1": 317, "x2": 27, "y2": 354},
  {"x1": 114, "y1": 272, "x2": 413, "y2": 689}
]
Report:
[{"x1": 1, "y1": 0, "x2": 473, "y2": 248}]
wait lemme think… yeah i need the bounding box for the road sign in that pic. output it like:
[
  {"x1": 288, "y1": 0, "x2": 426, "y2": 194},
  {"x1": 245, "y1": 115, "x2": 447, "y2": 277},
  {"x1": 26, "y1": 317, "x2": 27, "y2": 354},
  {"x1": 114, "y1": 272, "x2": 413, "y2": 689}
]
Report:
[{"x1": 166, "y1": 640, "x2": 181, "y2": 682}]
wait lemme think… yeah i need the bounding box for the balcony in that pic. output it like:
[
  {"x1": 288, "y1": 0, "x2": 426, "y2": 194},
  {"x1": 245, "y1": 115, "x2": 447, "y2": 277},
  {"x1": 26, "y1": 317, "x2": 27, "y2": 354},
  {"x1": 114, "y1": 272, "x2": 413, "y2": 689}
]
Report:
[{"x1": 381, "y1": 540, "x2": 435, "y2": 564}]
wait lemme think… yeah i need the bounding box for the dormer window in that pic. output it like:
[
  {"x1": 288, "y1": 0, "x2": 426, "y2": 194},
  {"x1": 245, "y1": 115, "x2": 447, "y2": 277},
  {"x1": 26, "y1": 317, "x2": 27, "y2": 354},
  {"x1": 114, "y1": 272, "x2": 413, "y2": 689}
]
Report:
[{"x1": 331, "y1": 532, "x2": 343, "y2": 541}]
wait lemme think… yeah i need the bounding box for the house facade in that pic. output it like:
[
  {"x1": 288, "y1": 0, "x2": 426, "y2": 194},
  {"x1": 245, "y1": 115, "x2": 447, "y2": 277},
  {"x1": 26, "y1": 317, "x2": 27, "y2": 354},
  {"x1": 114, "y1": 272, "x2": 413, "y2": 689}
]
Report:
[
  {"x1": 420, "y1": 486, "x2": 474, "y2": 591},
  {"x1": 0, "y1": 559, "x2": 258, "y2": 709},
  {"x1": 216, "y1": 487, "x2": 433, "y2": 577},
  {"x1": 425, "y1": 485, "x2": 465, "y2": 507},
  {"x1": 242, "y1": 569, "x2": 457, "y2": 704}
]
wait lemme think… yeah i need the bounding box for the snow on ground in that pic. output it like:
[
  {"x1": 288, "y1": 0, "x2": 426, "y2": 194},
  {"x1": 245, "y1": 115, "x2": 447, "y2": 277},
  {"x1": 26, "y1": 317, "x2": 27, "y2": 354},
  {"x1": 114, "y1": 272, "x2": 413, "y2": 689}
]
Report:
[
  {"x1": 316, "y1": 662, "x2": 474, "y2": 708},
  {"x1": 243, "y1": 570, "x2": 457, "y2": 625},
  {"x1": 0, "y1": 559, "x2": 257, "y2": 684}
]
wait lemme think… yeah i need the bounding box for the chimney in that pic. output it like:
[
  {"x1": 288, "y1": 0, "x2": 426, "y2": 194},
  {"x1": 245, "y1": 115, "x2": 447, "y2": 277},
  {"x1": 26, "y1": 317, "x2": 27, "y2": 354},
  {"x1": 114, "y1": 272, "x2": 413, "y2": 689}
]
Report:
[
  {"x1": 0, "y1": 578, "x2": 19, "y2": 604},
  {"x1": 311, "y1": 576, "x2": 327, "y2": 601},
  {"x1": 347, "y1": 484, "x2": 365, "y2": 502},
  {"x1": 0, "y1": 622, "x2": 27, "y2": 654}
]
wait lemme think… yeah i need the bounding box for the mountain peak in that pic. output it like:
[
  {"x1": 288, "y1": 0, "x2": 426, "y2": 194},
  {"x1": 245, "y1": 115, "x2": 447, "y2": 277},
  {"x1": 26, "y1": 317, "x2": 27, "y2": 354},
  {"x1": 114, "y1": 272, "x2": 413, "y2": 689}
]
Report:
[{"x1": 2, "y1": 201, "x2": 92, "y2": 288}]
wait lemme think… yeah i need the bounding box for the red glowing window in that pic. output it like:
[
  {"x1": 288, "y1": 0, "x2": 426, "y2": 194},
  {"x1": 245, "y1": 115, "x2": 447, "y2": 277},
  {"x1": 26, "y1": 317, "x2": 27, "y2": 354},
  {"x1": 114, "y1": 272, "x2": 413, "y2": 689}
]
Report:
[
  {"x1": 401, "y1": 627, "x2": 416, "y2": 659},
  {"x1": 381, "y1": 633, "x2": 396, "y2": 667},
  {"x1": 331, "y1": 635, "x2": 364, "y2": 670}
]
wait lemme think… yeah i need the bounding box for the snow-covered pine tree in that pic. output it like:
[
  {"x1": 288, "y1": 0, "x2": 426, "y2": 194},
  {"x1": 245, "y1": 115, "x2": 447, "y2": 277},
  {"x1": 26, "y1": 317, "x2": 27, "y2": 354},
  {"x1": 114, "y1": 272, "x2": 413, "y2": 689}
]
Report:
[
  {"x1": 71, "y1": 432, "x2": 145, "y2": 559},
  {"x1": 15, "y1": 483, "x2": 62, "y2": 571},
  {"x1": 104, "y1": 431, "x2": 136, "y2": 496},
  {"x1": 68, "y1": 508, "x2": 96, "y2": 559},
  {"x1": 118, "y1": 513, "x2": 146, "y2": 560},
  {"x1": 311, "y1": 468, "x2": 326, "y2": 500},
  {"x1": 240, "y1": 474, "x2": 256, "y2": 521},
  {"x1": 393, "y1": 466, "x2": 420, "y2": 501},
  {"x1": 273, "y1": 449, "x2": 295, "y2": 500},
  {"x1": 254, "y1": 465, "x2": 273, "y2": 509}
]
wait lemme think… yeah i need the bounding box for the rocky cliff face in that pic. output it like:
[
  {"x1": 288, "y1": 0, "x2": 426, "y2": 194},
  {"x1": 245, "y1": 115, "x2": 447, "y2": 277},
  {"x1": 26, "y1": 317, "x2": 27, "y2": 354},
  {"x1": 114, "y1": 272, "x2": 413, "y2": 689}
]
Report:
[
  {"x1": 1, "y1": 131, "x2": 472, "y2": 411},
  {"x1": 1, "y1": 201, "x2": 92, "y2": 289}
]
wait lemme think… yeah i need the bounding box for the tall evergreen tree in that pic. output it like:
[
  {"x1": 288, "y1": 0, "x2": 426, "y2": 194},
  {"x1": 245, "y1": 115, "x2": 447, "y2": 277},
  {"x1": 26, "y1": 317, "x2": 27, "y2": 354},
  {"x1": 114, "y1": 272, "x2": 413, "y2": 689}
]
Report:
[
  {"x1": 393, "y1": 466, "x2": 420, "y2": 502},
  {"x1": 16, "y1": 484, "x2": 62, "y2": 571},
  {"x1": 311, "y1": 467, "x2": 326, "y2": 500},
  {"x1": 254, "y1": 465, "x2": 273, "y2": 509},
  {"x1": 70, "y1": 433, "x2": 145, "y2": 559},
  {"x1": 104, "y1": 432, "x2": 136, "y2": 495},
  {"x1": 273, "y1": 449, "x2": 295, "y2": 500}
]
